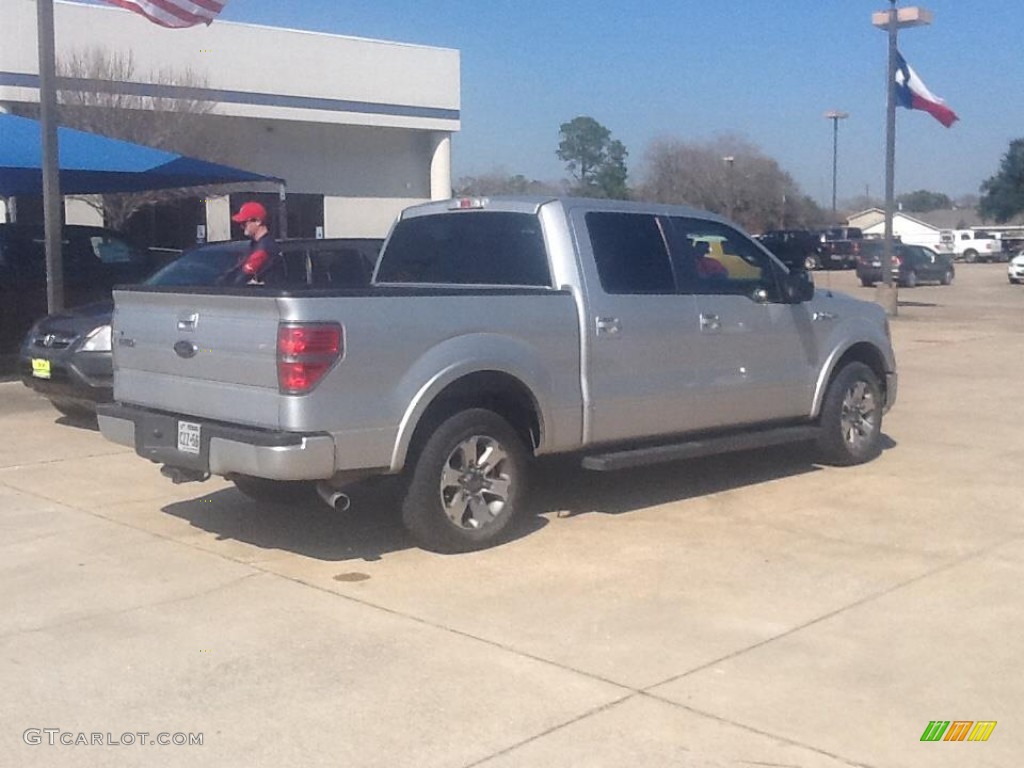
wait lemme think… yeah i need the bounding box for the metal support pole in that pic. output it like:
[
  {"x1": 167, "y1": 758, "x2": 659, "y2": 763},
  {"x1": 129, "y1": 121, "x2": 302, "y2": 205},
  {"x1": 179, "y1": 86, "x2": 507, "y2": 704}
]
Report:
[
  {"x1": 37, "y1": 0, "x2": 64, "y2": 313},
  {"x1": 832, "y1": 117, "x2": 839, "y2": 214},
  {"x1": 277, "y1": 183, "x2": 288, "y2": 239}
]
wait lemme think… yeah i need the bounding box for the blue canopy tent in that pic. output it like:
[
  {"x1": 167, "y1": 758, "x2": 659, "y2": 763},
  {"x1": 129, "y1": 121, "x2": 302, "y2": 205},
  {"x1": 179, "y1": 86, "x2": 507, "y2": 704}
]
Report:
[{"x1": 0, "y1": 112, "x2": 282, "y2": 195}]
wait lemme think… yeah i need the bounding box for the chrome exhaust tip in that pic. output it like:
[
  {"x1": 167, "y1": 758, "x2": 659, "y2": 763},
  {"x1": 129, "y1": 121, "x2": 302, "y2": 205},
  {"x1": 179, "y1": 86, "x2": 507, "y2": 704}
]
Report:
[{"x1": 316, "y1": 482, "x2": 351, "y2": 512}]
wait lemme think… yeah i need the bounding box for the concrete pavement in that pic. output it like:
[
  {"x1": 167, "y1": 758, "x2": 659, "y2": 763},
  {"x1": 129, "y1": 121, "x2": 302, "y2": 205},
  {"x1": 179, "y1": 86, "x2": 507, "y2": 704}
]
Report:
[{"x1": 1, "y1": 263, "x2": 1022, "y2": 767}]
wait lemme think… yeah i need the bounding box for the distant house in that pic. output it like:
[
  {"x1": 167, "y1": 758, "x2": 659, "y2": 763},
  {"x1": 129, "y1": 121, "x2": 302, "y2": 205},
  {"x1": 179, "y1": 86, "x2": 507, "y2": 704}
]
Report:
[{"x1": 847, "y1": 208, "x2": 942, "y2": 242}]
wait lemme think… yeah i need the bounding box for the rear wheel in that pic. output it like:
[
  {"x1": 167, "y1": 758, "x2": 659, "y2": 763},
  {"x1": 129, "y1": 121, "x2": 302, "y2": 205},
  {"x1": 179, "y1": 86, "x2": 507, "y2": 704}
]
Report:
[
  {"x1": 903, "y1": 270, "x2": 918, "y2": 288},
  {"x1": 860, "y1": 278, "x2": 874, "y2": 288},
  {"x1": 804, "y1": 254, "x2": 819, "y2": 271},
  {"x1": 963, "y1": 249, "x2": 978, "y2": 263},
  {"x1": 817, "y1": 362, "x2": 883, "y2": 466},
  {"x1": 941, "y1": 269, "x2": 954, "y2": 285},
  {"x1": 402, "y1": 408, "x2": 529, "y2": 553}
]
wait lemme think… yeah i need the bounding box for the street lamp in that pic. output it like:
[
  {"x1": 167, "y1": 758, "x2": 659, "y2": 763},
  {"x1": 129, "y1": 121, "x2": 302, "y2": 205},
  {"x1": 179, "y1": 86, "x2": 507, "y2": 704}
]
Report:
[
  {"x1": 824, "y1": 110, "x2": 849, "y2": 216},
  {"x1": 723, "y1": 155, "x2": 735, "y2": 220},
  {"x1": 871, "y1": 0, "x2": 933, "y2": 316}
]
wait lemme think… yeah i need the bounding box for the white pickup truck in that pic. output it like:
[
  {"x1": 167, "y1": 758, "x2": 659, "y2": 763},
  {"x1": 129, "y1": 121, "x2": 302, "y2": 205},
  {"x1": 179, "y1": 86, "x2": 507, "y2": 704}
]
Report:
[
  {"x1": 945, "y1": 229, "x2": 1003, "y2": 263},
  {"x1": 98, "y1": 197, "x2": 898, "y2": 552}
]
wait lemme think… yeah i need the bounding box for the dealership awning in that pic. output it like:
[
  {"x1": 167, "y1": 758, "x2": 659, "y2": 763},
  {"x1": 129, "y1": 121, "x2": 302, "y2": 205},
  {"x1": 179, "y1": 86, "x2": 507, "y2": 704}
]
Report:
[{"x1": 0, "y1": 113, "x2": 282, "y2": 196}]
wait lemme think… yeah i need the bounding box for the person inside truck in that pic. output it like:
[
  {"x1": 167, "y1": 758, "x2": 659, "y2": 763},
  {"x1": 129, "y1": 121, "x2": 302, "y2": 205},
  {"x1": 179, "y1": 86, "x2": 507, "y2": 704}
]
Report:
[
  {"x1": 217, "y1": 201, "x2": 285, "y2": 286},
  {"x1": 693, "y1": 240, "x2": 728, "y2": 279}
]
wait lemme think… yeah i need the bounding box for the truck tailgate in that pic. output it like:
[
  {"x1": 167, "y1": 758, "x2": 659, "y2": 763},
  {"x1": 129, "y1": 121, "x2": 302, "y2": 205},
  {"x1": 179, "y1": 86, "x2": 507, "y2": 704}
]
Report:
[{"x1": 112, "y1": 288, "x2": 284, "y2": 429}]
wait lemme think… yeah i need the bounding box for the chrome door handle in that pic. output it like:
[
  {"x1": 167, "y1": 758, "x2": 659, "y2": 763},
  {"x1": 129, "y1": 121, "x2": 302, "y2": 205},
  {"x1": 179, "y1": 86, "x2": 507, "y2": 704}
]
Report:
[
  {"x1": 595, "y1": 316, "x2": 621, "y2": 335},
  {"x1": 700, "y1": 313, "x2": 721, "y2": 331},
  {"x1": 812, "y1": 311, "x2": 837, "y2": 321}
]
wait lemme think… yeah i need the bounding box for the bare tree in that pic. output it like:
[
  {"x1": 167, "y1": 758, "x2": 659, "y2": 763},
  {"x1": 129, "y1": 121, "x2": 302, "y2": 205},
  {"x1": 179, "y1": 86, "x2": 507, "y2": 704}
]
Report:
[
  {"x1": 455, "y1": 168, "x2": 564, "y2": 197},
  {"x1": 636, "y1": 135, "x2": 821, "y2": 232},
  {"x1": 23, "y1": 48, "x2": 223, "y2": 228}
]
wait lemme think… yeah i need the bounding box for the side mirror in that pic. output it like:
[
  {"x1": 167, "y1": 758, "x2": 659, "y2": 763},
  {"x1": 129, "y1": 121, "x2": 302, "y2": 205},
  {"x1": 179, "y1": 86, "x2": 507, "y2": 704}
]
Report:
[{"x1": 782, "y1": 270, "x2": 814, "y2": 304}]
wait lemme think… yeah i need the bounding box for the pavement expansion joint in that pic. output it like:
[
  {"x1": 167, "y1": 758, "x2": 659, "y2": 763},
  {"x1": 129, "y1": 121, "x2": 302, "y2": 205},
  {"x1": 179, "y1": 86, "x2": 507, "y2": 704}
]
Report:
[
  {"x1": 0, "y1": 572, "x2": 262, "y2": 642},
  {"x1": 642, "y1": 698, "x2": 878, "y2": 768},
  {"x1": 640, "y1": 534, "x2": 1019, "y2": 698}
]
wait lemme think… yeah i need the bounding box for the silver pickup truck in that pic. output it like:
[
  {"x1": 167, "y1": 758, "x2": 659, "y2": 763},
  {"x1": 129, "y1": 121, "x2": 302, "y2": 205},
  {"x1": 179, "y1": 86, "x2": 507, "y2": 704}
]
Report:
[{"x1": 98, "y1": 197, "x2": 897, "y2": 552}]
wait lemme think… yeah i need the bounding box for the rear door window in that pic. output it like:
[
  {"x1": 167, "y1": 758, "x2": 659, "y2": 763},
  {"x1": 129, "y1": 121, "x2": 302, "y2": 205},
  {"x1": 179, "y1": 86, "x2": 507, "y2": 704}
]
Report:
[
  {"x1": 585, "y1": 212, "x2": 675, "y2": 294},
  {"x1": 377, "y1": 212, "x2": 550, "y2": 286},
  {"x1": 309, "y1": 247, "x2": 372, "y2": 287}
]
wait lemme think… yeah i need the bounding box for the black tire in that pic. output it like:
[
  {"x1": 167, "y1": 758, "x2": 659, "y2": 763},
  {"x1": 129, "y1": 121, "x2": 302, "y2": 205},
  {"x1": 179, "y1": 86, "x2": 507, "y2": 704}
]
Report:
[
  {"x1": 1011, "y1": 277, "x2": 1021, "y2": 285},
  {"x1": 941, "y1": 269, "x2": 954, "y2": 286},
  {"x1": 860, "y1": 278, "x2": 874, "y2": 288},
  {"x1": 231, "y1": 475, "x2": 318, "y2": 504},
  {"x1": 963, "y1": 249, "x2": 978, "y2": 263},
  {"x1": 50, "y1": 398, "x2": 96, "y2": 420},
  {"x1": 401, "y1": 408, "x2": 529, "y2": 553},
  {"x1": 804, "y1": 254, "x2": 819, "y2": 271},
  {"x1": 816, "y1": 362, "x2": 884, "y2": 466},
  {"x1": 903, "y1": 270, "x2": 917, "y2": 288}
]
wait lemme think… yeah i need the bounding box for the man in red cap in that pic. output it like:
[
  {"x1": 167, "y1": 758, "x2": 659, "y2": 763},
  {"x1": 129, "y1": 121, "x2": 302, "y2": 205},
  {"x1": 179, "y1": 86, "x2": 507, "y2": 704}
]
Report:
[{"x1": 219, "y1": 201, "x2": 285, "y2": 285}]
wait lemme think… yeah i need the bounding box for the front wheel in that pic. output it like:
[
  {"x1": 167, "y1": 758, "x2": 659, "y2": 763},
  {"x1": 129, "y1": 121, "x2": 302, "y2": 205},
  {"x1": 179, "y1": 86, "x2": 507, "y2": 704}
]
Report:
[
  {"x1": 402, "y1": 408, "x2": 529, "y2": 553},
  {"x1": 860, "y1": 278, "x2": 875, "y2": 288},
  {"x1": 902, "y1": 270, "x2": 918, "y2": 288},
  {"x1": 816, "y1": 362, "x2": 884, "y2": 466},
  {"x1": 963, "y1": 249, "x2": 978, "y2": 263}
]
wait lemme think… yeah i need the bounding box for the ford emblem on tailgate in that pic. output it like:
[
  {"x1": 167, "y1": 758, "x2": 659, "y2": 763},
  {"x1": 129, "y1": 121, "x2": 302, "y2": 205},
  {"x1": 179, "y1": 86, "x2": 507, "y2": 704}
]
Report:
[{"x1": 174, "y1": 340, "x2": 198, "y2": 359}]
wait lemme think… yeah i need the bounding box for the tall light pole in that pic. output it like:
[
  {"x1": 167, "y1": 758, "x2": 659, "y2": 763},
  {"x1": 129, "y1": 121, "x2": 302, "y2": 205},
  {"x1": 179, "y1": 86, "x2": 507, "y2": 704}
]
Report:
[
  {"x1": 723, "y1": 155, "x2": 735, "y2": 220},
  {"x1": 824, "y1": 110, "x2": 849, "y2": 217},
  {"x1": 871, "y1": 1, "x2": 932, "y2": 316}
]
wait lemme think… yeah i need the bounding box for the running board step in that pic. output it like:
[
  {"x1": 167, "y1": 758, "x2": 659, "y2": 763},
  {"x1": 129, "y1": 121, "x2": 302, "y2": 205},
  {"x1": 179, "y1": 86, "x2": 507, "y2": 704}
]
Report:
[{"x1": 581, "y1": 425, "x2": 821, "y2": 472}]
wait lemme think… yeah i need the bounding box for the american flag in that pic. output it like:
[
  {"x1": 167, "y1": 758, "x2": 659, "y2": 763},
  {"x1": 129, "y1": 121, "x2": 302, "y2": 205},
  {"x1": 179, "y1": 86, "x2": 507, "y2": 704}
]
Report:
[{"x1": 102, "y1": 0, "x2": 228, "y2": 29}]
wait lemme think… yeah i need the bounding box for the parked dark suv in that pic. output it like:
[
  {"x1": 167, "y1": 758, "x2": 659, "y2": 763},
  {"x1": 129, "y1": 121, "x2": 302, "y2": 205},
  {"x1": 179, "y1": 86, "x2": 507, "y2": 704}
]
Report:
[
  {"x1": 19, "y1": 237, "x2": 383, "y2": 417},
  {"x1": 855, "y1": 240, "x2": 955, "y2": 288},
  {"x1": 1, "y1": 224, "x2": 159, "y2": 353}
]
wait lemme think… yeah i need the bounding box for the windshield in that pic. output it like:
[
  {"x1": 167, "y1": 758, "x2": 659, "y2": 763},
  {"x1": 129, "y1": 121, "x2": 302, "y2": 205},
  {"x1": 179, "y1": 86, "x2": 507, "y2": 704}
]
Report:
[{"x1": 144, "y1": 245, "x2": 243, "y2": 286}]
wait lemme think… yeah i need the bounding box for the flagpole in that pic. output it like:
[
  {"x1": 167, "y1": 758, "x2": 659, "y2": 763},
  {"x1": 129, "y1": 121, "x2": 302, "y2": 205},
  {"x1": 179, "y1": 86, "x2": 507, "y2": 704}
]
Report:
[
  {"x1": 880, "y1": 0, "x2": 899, "y2": 316},
  {"x1": 36, "y1": 0, "x2": 64, "y2": 314},
  {"x1": 872, "y1": 3, "x2": 934, "y2": 317}
]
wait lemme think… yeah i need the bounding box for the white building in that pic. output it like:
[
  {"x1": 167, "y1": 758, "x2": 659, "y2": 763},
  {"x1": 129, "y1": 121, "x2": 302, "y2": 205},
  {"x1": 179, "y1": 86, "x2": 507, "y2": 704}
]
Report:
[
  {"x1": 0, "y1": 0, "x2": 460, "y2": 241},
  {"x1": 847, "y1": 209, "x2": 941, "y2": 244}
]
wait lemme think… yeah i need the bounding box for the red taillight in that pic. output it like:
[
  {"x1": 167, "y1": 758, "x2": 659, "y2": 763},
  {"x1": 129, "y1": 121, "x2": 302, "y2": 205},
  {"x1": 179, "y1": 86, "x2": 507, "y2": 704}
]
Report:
[{"x1": 277, "y1": 323, "x2": 343, "y2": 394}]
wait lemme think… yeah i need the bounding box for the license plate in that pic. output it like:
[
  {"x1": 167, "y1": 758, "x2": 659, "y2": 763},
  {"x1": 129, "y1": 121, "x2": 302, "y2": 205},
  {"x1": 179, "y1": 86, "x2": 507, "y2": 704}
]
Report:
[
  {"x1": 177, "y1": 421, "x2": 201, "y2": 455},
  {"x1": 31, "y1": 358, "x2": 51, "y2": 379}
]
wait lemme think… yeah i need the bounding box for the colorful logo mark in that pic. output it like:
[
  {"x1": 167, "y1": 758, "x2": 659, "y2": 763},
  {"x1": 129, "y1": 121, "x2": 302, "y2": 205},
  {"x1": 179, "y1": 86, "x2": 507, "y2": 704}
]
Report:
[{"x1": 921, "y1": 721, "x2": 997, "y2": 742}]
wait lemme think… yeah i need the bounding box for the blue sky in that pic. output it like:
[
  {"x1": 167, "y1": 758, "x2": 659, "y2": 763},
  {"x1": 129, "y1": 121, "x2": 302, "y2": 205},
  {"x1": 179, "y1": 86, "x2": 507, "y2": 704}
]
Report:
[{"x1": 211, "y1": 2, "x2": 1022, "y2": 204}]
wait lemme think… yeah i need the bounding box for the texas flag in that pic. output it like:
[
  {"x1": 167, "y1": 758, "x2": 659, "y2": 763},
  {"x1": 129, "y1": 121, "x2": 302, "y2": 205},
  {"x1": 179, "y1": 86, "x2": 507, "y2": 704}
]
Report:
[
  {"x1": 895, "y1": 51, "x2": 959, "y2": 128},
  {"x1": 101, "y1": 0, "x2": 227, "y2": 29}
]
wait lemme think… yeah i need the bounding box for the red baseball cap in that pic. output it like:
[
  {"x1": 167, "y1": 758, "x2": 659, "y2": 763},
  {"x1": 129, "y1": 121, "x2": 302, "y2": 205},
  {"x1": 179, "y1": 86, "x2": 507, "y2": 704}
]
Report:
[{"x1": 232, "y1": 201, "x2": 267, "y2": 223}]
